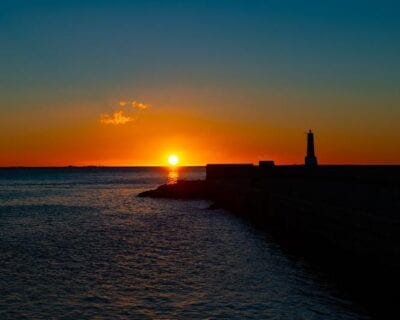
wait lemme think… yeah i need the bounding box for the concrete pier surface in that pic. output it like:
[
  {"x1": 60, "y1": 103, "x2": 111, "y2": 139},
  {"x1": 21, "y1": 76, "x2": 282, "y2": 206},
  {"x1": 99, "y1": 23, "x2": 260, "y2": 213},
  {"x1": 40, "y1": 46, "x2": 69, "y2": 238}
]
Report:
[{"x1": 139, "y1": 164, "x2": 400, "y2": 314}]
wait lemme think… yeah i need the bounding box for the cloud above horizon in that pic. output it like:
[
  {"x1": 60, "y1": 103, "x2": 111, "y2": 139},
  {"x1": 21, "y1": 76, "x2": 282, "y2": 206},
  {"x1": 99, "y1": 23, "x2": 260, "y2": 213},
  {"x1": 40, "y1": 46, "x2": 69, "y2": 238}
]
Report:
[
  {"x1": 100, "y1": 100, "x2": 150, "y2": 125},
  {"x1": 100, "y1": 111, "x2": 134, "y2": 125}
]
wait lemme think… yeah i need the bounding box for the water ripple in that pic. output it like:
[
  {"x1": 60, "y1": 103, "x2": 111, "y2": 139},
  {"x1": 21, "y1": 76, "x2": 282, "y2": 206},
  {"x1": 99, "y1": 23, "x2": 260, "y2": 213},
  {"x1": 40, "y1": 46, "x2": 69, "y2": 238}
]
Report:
[{"x1": 0, "y1": 168, "x2": 369, "y2": 319}]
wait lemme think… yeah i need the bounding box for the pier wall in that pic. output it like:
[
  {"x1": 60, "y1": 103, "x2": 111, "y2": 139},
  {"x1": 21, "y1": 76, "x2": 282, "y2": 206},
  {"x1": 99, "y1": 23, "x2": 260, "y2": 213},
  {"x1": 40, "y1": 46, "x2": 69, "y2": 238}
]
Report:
[{"x1": 205, "y1": 165, "x2": 400, "y2": 271}]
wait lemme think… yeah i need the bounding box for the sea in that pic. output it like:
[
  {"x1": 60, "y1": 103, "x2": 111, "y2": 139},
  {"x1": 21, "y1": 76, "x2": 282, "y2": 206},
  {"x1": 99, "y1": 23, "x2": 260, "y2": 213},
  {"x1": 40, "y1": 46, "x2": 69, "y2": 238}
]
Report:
[{"x1": 0, "y1": 167, "x2": 370, "y2": 319}]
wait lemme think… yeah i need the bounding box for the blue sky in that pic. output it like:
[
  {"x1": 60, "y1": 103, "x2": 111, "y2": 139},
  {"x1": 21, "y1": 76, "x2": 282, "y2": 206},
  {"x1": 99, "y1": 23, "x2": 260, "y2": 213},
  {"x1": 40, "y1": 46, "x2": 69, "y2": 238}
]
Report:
[{"x1": 2, "y1": 0, "x2": 399, "y2": 93}]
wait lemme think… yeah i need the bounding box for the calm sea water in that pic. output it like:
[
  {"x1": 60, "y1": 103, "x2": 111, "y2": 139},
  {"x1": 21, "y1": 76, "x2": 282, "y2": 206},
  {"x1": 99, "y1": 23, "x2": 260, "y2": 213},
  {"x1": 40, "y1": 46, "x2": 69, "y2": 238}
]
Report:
[{"x1": 0, "y1": 168, "x2": 369, "y2": 319}]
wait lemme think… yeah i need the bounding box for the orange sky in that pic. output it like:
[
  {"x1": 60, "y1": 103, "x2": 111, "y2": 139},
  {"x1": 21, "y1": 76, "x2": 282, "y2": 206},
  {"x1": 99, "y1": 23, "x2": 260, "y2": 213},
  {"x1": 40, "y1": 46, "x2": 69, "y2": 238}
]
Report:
[{"x1": 1, "y1": 99, "x2": 399, "y2": 167}]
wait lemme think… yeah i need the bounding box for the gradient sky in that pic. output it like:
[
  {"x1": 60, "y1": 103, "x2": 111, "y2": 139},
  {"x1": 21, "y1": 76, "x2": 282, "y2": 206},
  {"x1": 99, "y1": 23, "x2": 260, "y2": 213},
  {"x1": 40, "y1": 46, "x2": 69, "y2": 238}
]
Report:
[{"x1": 1, "y1": 0, "x2": 399, "y2": 166}]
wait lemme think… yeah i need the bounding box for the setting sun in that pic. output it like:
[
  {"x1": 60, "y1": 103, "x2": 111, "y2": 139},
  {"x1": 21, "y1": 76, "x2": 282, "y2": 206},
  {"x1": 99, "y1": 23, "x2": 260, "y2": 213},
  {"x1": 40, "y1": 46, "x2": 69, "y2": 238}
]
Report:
[{"x1": 168, "y1": 154, "x2": 179, "y2": 166}]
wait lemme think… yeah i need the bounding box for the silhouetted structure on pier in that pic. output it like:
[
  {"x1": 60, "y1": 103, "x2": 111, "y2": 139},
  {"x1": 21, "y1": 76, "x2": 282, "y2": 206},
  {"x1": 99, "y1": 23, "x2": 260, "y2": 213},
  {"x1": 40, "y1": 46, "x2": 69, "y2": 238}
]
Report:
[{"x1": 305, "y1": 130, "x2": 318, "y2": 167}]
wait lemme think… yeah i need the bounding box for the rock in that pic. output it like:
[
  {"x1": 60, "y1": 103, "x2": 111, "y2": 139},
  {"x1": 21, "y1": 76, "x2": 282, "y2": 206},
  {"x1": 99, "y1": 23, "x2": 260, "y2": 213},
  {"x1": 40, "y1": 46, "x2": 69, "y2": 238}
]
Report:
[{"x1": 138, "y1": 180, "x2": 208, "y2": 199}]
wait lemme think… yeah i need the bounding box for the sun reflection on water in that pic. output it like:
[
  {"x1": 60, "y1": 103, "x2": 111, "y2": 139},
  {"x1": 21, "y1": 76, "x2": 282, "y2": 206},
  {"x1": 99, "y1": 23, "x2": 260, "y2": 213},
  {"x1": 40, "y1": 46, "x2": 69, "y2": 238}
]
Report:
[{"x1": 167, "y1": 169, "x2": 179, "y2": 184}]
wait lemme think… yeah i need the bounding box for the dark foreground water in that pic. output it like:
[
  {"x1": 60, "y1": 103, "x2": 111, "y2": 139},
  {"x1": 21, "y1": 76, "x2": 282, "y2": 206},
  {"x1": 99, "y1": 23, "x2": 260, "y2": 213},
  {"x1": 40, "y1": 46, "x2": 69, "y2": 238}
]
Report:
[{"x1": 0, "y1": 168, "x2": 369, "y2": 319}]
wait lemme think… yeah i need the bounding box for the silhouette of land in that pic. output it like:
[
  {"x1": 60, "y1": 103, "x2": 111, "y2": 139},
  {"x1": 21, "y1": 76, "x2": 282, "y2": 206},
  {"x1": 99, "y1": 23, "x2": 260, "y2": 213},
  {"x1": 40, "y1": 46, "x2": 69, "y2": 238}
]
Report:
[{"x1": 139, "y1": 131, "x2": 400, "y2": 316}]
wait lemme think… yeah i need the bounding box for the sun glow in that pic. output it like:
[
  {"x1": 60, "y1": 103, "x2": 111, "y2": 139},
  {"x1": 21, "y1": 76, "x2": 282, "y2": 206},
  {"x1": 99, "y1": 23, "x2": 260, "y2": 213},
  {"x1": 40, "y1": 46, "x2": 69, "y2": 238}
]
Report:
[{"x1": 168, "y1": 154, "x2": 179, "y2": 166}]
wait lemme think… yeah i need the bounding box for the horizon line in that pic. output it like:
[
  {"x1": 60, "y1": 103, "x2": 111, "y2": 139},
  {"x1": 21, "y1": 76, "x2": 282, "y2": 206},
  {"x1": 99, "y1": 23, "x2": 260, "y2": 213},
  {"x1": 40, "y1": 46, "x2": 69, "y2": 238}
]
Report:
[{"x1": 1, "y1": 163, "x2": 400, "y2": 169}]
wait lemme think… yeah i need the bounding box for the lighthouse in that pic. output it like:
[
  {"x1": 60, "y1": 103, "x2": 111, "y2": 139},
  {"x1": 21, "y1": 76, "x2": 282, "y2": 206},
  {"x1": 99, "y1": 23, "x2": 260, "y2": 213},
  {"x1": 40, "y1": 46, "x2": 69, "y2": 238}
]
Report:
[{"x1": 305, "y1": 130, "x2": 318, "y2": 167}]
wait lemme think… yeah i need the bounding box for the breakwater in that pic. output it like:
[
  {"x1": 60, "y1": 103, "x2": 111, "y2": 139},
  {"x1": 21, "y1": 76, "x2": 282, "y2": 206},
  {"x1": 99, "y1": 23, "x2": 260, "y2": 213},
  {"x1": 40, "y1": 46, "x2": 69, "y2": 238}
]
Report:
[{"x1": 139, "y1": 164, "x2": 400, "y2": 314}]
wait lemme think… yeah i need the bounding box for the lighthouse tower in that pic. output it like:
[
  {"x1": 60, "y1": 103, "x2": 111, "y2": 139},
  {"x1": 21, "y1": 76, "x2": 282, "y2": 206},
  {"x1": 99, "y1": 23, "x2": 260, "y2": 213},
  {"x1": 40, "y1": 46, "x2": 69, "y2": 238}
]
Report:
[{"x1": 305, "y1": 130, "x2": 318, "y2": 167}]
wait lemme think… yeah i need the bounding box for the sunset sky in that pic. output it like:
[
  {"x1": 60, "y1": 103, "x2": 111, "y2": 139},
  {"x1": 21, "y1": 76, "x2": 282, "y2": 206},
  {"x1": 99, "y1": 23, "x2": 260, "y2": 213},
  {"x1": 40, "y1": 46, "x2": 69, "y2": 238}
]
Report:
[{"x1": 1, "y1": 0, "x2": 399, "y2": 166}]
